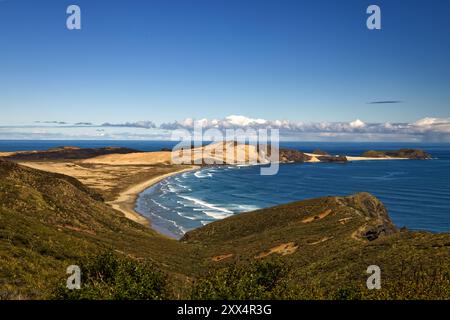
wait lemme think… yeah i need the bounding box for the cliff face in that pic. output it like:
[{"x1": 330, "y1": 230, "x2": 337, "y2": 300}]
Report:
[{"x1": 341, "y1": 192, "x2": 397, "y2": 241}]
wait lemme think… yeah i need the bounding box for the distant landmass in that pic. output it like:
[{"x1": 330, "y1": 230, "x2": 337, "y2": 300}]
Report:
[
  {"x1": 361, "y1": 149, "x2": 432, "y2": 160},
  {"x1": 1, "y1": 146, "x2": 139, "y2": 161},
  {"x1": 1, "y1": 142, "x2": 430, "y2": 164}
]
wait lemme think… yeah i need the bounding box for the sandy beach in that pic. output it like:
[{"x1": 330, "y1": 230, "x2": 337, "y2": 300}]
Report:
[{"x1": 106, "y1": 165, "x2": 199, "y2": 226}]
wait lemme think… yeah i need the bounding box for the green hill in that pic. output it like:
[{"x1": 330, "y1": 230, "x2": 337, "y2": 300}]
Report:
[
  {"x1": 0, "y1": 159, "x2": 449, "y2": 299},
  {"x1": 182, "y1": 193, "x2": 450, "y2": 299},
  {"x1": 0, "y1": 159, "x2": 195, "y2": 299}
]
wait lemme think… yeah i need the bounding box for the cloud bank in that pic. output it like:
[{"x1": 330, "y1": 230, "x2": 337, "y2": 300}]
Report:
[
  {"x1": 101, "y1": 121, "x2": 156, "y2": 129},
  {"x1": 2, "y1": 116, "x2": 450, "y2": 141},
  {"x1": 158, "y1": 115, "x2": 450, "y2": 142}
]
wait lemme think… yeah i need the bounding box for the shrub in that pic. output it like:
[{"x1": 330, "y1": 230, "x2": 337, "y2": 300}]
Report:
[
  {"x1": 191, "y1": 259, "x2": 290, "y2": 300},
  {"x1": 51, "y1": 252, "x2": 167, "y2": 300}
]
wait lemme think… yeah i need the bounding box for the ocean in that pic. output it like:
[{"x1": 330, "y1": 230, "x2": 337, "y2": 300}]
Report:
[
  {"x1": 137, "y1": 142, "x2": 450, "y2": 238},
  {"x1": 2, "y1": 140, "x2": 449, "y2": 238}
]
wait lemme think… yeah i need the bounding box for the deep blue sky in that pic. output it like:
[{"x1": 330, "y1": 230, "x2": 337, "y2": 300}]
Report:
[{"x1": 1, "y1": 0, "x2": 449, "y2": 125}]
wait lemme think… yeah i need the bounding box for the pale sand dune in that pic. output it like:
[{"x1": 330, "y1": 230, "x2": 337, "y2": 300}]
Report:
[
  {"x1": 19, "y1": 162, "x2": 126, "y2": 190},
  {"x1": 82, "y1": 151, "x2": 173, "y2": 165},
  {"x1": 305, "y1": 155, "x2": 321, "y2": 163},
  {"x1": 184, "y1": 141, "x2": 267, "y2": 164},
  {"x1": 0, "y1": 152, "x2": 15, "y2": 157},
  {"x1": 19, "y1": 160, "x2": 199, "y2": 226},
  {"x1": 82, "y1": 141, "x2": 269, "y2": 166}
]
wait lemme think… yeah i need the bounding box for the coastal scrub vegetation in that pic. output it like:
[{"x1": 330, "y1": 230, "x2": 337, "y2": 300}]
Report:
[
  {"x1": 190, "y1": 259, "x2": 290, "y2": 300},
  {"x1": 48, "y1": 253, "x2": 450, "y2": 300},
  {"x1": 51, "y1": 252, "x2": 168, "y2": 300},
  {"x1": 190, "y1": 259, "x2": 450, "y2": 300}
]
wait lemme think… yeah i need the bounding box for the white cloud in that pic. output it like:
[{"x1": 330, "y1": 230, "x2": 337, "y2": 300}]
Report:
[
  {"x1": 225, "y1": 115, "x2": 267, "y2": 127},
  {"x1": 349, "y1": 119, "x2": 365, "y2": 128}
]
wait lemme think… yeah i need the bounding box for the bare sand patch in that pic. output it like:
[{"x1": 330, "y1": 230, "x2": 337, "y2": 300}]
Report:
[
  {"x1": 211, "y1": 253, "x2": 234, "y2": 262},
  {"x1": 309, "y1": 236, "x2": 333, "y2": 245},
  {"x1": 302, "y1": 209, "x2": 333, "y2": 223},
  {"x1": 256, "y1": 242, "x2": 298, "y2": 259},
  {"x1": 82, "y1": 151, "x2": 173, "y2": 165}
]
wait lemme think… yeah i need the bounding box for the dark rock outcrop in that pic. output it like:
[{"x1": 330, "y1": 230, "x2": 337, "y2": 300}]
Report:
[
  {"x1": 344, "y1": 192, "x2": 398, "y2": 241},
  {"x1": 312, "y1": 149, "x2": 330, "y2": 156},
  {"x1": 278, "y1": 148, "x2": 312, "y2": 163},
  {"x1": 317, "y1": 155, "x2": 348, "y2": 163}
]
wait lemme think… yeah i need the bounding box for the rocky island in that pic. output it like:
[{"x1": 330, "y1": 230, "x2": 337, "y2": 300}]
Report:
[{"x1": 361, "y1": 149, "x2": 432, "y2": 160}]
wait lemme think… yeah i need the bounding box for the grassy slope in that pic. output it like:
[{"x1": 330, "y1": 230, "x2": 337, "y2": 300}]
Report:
[
  {"x1": 0, "y1": 160, "x2": 196, "y2": 299},
  {"x1": 183, "y1": 194, "x2": 450, "y2": 298},
  {"x1": 0, "y1": 159, "x2": 449, "y2": 299}
]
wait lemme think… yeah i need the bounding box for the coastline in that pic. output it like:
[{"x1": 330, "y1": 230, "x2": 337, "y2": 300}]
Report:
[
  {"x1": 106, "y1": 153, "x2": 419, "y2": 231},
  {"x1": 107, "y1": 165, "x2": 200, "y2": 226},
  {"x1": 9, "y1": 145, "x2": 432, "y2": 235}
]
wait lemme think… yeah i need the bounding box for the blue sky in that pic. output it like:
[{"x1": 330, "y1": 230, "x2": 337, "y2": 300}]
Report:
[{"x1": 0, "y1": 0, "x2": 450, "y2": 140}]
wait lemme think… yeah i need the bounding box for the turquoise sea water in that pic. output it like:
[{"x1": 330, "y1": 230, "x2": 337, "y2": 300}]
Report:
[{"x1": 1, "y1": 140, "x2": 449, "y2": 238}]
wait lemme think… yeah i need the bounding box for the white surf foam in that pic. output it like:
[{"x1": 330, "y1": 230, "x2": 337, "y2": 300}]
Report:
[
  {"x1": 178, "y1": 195, "x2": 234, "y2": 219},
  {"x1": 202, "y1": 210, "x2": 234, "y2": 219},
  {"x1": 236, "y1": 204, "x2": 261, "y2": 211},
  {"x1": 194, "y1": 170, "x2": 213, "y2": 178},
  {"x1": 150, "y1": 199, "x2": 170, "y2": 211}
]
